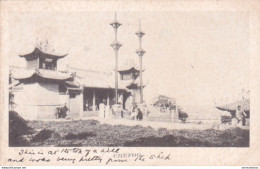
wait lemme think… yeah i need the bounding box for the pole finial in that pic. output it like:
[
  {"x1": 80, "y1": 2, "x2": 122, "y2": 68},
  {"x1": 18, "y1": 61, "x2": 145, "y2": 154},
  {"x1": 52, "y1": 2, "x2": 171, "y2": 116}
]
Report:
[{"x1": 115, "y1": 11, "x2": 117, "y2": 20}]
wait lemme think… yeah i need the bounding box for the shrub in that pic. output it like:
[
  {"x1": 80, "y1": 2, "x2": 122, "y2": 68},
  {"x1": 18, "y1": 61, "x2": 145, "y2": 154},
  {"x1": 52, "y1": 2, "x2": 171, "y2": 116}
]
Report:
[
  {"x1": 9, "y1": 111, "x2": 33, "y2": 146},
  {"x1": 221, "y1": 115, "x2": 232, "y2": 124},
  {"x1": 32, "y1": 129, "x2": 56, "y2": 142},
  {"x1": 179, "y1": 111, "x2": 189, "y2": 123},
  {"x1": 64, "y1": 132, "x2": 96, "y2": 140}
]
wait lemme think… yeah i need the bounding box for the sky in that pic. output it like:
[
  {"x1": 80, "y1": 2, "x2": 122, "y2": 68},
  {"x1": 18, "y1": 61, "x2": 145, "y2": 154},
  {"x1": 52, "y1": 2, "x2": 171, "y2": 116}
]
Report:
[{"x1": 7, "y1": 11, "x2": 250, "y2": 117}]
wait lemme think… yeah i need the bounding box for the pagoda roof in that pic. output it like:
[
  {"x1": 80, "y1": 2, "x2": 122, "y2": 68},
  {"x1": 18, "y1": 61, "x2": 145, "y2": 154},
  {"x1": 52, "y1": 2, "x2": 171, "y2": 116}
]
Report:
[
  {"x1": 11, "y1": 68, "x2": 72, "y2": 81},
  {"x1": 9, "y1": 80, "x2": 21, "y2": 89},
  {"x1": 65, "y1": 80, "x2": 80, "y2": 88},
  {"x1": 19, "y1": 47, "x2": 67, "y2": 61},
  {"x1": 216, "y1": 99, "x2": 250, "y2": 112},
  {"x1": 126, "y1": 81, "x2": 146, "y2": 89},
  {"x1": 126, "y1": 82, "x2": 138, "y2": 89},
  {"x1": 118, "y1": 67, "x2": 144, "y2": 74}
]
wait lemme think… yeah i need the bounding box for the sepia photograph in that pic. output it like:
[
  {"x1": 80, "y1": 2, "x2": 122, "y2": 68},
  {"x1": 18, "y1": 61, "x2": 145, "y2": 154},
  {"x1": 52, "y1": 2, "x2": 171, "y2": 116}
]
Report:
[{"x1": 7, "y1": 10, "x2": 250, "y2": 148}]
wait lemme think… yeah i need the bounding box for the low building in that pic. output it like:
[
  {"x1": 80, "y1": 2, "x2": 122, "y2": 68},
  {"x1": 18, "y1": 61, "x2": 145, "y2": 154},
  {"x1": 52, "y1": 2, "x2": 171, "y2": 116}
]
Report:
[
  {"x1": 216, "y1": 99, "x2": 250, "y2": 125},
  {"x1": 216, "y1": 99, "x2": 250, "y2": 118}
]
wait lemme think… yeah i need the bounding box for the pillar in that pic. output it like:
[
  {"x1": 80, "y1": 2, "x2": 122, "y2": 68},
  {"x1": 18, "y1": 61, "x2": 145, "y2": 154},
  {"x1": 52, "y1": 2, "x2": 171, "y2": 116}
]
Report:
[
  {"x1": 175, "y1": 104, "x2": 179, "y2": 122},
  {"x1": 79, "y1": 92, "x2": 83, "y2": 118},
  {"x1": 92, "y1": 90, "x2": 96, "y2": 111},
  {"x1": 107, "y1": 90, "x2": 110, "y2": 106}
]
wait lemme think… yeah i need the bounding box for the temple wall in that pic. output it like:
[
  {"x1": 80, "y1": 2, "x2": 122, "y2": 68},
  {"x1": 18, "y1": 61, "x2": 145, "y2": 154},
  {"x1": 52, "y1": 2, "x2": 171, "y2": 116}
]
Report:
[
  {"x1": 124, "y1": 95, "x2": 133, "y2": 111},
  {"x1": 69, "y1": 92, "x2": 83, "y2": 118},
  {"x1": 13, "y1": 82, "x2": 65, "y2": 120},
  {"x1": 134, "y1": 89, "x2": 141, "y2": 104}
]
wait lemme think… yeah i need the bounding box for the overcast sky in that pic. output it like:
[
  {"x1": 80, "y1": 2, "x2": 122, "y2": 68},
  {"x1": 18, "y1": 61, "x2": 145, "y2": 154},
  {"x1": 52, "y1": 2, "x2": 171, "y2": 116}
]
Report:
[{"x1": 7, "y1": 11, "x2": 250, "y2": 116}]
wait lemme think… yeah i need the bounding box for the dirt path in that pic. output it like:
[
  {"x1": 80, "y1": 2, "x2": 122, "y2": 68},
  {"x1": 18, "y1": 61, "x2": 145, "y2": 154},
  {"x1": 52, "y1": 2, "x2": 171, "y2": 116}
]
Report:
[
  {"x1": 42, "y1": 117, "x2": 240, "y2": 130},
  {"x1": 40, "y1": 116, "x2": 249, "y2": 130}
]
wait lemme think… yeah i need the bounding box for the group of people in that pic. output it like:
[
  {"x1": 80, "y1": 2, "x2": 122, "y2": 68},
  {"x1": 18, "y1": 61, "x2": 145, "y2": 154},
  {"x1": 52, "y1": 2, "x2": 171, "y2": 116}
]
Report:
[
  {"x1": 55, "y1": 103, "x2": 69, "y2": 119},
  {"x1": 55, "y1": 102, "x2": 146, "y2": 121}
]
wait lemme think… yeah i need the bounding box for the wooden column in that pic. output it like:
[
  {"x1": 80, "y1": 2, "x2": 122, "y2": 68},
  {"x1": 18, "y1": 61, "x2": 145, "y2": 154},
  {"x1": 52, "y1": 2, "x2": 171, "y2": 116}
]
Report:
[
  {"x1": 175, "y1": 104, "x2": 179, "y2": 122},
  {"x1": 107, "y1": 90, "x2": 110, "y2": 106},
  {"x1": 92, "y1": 90, "x2": 96, "y2": 111},
  {"x1": 79, "y1": 91, "x2": 83, "y2": 118}
]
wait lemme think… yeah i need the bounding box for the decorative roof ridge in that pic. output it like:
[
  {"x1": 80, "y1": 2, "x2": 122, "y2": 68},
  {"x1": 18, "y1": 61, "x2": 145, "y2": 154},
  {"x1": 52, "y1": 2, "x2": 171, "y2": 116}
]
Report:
[
  {"x1": 19, "y1": 47, "x2": 68, "y2": 59},
  {"x1": 37, "y1": 68, "x2": 70, "y2": 74},
  {"x1": 118, "y1": 66, "x2": 145, "y2": 72}
]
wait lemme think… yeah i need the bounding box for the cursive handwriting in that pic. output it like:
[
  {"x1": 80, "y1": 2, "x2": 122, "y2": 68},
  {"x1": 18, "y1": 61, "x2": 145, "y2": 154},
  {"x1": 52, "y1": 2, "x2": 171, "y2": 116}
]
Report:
[
  {"x1": 8, "y1": 148, "x2": 172, "y2": 165},
  {"x1": 8, "y1": 158, "x2": 24, "y2": 162},
  {"x1": 149, "y1": 152, "x2": 171, "y2": 160},
  {"x1": 79, "y1": 155, "x2": 102, "y2": 163},
  {"x1": 106, "y1": 158, "x2": 128, "y2": 165},
  {"x1": 57, "y1": 157, "x2": 76, "y2": 164},
  {"x1": 29, "y1": 157, "x2": 50, "y2": 163}
]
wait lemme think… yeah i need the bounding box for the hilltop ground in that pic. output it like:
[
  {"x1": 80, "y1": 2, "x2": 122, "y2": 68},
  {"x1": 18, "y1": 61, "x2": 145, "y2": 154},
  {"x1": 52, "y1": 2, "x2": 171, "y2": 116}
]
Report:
[{"x1": 10, "y1": 115, "x2": 249, "y2": 147}]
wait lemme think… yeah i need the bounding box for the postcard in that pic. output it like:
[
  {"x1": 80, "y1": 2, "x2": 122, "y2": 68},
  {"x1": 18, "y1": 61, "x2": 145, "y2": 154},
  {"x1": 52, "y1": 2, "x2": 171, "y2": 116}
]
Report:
[{"x1": 0, "y1": 0, "x2": 260, "y2": 166}]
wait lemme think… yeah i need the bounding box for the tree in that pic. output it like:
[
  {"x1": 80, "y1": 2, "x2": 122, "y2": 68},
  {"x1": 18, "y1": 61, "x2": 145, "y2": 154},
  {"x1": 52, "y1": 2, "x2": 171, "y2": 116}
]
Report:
[
  {"x1": 152, "y1": 95, "x2": 175, "y2": 110},
  {"x1": 178, "y1": 108, "x2": 188, "y2": 123}
]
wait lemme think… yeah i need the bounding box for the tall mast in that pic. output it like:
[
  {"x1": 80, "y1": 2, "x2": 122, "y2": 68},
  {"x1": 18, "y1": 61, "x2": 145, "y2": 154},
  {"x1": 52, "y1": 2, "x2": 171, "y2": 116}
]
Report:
[
  {"x1": 135, "y1": 19, "x2": 145, "y2": 103},
  {"x1": 110, "y1": 12, "x2": 122, "y2": 104}
]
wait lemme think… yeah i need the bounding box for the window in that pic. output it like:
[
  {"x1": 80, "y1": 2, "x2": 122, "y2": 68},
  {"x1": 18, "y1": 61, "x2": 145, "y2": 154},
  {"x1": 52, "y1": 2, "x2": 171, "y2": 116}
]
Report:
[
  {"x1": 69, "y1": 93, "x2": 77, "y2": 98},
  {"x1": 59, "y1": 85, "x2": 67, "y2": 95}
]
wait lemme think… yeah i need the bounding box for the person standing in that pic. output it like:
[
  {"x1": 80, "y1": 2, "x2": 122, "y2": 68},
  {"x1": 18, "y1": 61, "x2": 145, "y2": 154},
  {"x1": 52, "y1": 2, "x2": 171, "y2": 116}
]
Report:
[
  {"x1": 136, "y1": 108, "x2": 143, "y2": 121},
  {"x1": 62, "y1": 103, "x2": 69, "y2": 118},
  {"x1": 236, "y1": 105, "x2": 247, "y2": 126}
]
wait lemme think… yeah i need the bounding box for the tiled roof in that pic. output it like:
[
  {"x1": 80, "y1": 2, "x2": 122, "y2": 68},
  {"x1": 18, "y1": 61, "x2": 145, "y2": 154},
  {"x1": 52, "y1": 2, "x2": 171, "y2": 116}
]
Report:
[
  {"x1": 9, "y1": 80, "x2": 21, "y2": 89},
  {"x1": 10, "y1": 66, "x2": 144, "y2": 90},
  {"x1": 10, "y1": 67, "x2": 72, "y2": 81},
  {"x1": 216, "y1": 99, "x2": 250, "y2": 112},
  {"x1": 71, "y1": 67, "x2": 127, "y2": 90},
  {"x1": 37, "y1": 69, "x2": 71, "y2": 80},
  {"x1": 19, "y1": 47, "x2": 67, "y2": 60},
  {"x1": 118, "y1": 58, "x2": 145, "y2": 71},
  {"x1": 118, "y1": 67, "x2": 141, "y2": 74},
  {"x1": 11, "y1": 68, "x2": 35, "y2": 80},
  {"x1": 65, "y1": 80, "x2": 80, "y2": 87},
  {"x1": 126, "y1": 81, "x2": 146, "y2": 89}
]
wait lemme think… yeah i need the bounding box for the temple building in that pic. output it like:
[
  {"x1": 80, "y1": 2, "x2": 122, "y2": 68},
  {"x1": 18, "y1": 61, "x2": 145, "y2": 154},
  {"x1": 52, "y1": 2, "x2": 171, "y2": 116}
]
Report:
[
  {"x1": 9, "y1": 48, "x2": 82, "y2": 119},
  {"x1": 9, "y1": 47, "x2": 144, "y2": 120},
  {"x1": 118, "y1": 65, "x2": 145, "y2": 107}
]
